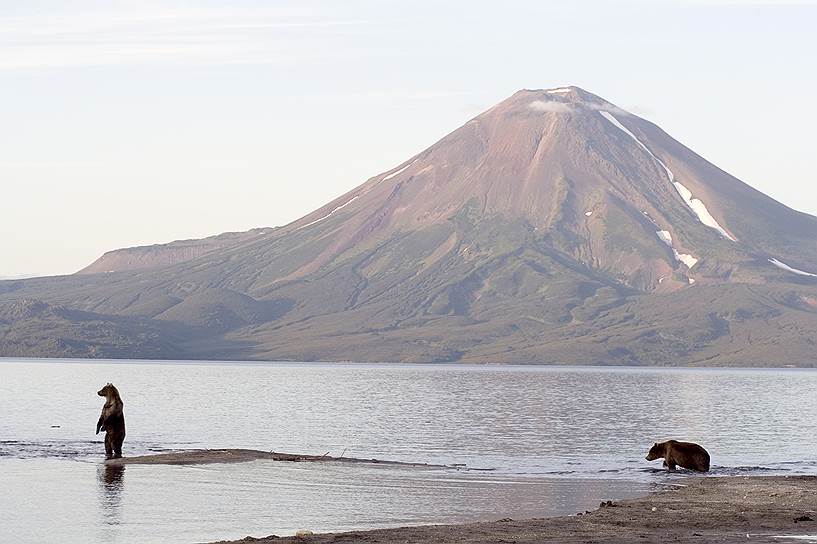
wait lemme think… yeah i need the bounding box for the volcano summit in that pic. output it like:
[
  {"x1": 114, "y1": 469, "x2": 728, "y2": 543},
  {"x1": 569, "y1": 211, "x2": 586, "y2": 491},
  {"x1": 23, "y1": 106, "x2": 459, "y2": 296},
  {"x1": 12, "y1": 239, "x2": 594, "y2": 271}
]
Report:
[{"x1": 3, "y1": 87, "x2": 817, "y2": 365}]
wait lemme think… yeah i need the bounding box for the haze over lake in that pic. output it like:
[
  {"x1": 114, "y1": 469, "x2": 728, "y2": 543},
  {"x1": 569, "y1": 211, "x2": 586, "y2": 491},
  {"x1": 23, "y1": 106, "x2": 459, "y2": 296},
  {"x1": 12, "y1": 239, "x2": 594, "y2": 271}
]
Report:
[{"x1": 1, "y1": 360, "x2": 816, "y2": 543}]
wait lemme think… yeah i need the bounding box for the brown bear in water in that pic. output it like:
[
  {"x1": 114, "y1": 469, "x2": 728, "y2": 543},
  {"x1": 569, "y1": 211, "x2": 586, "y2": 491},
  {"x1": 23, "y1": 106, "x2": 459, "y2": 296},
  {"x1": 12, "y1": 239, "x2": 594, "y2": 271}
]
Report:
[
  {"x1": 96, "y1": 383, "x2": 126, "y2": 459},
  {"x1": 646, "y1": 440, "x2": 710, "y2": 472}
]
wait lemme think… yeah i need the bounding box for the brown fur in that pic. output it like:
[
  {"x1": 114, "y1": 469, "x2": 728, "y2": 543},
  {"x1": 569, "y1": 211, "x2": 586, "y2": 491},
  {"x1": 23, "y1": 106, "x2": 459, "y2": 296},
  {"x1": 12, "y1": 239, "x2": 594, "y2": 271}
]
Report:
[
  {"x1": 646, "y1": 440, "x2": 710, "y2": 472},
  {"x1": 96, "y1": 383, "x2": 126, "y2": 459}
]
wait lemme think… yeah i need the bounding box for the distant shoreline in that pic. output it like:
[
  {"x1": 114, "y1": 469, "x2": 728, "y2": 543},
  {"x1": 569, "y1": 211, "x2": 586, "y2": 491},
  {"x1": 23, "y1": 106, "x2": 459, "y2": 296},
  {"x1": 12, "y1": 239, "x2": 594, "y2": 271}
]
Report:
[
  {"x1": 2, "y1": 356, "x2": 817, "y2": 371},
  {"x1": 209, "y1": 476, "x2": 817, "y2": 544}
]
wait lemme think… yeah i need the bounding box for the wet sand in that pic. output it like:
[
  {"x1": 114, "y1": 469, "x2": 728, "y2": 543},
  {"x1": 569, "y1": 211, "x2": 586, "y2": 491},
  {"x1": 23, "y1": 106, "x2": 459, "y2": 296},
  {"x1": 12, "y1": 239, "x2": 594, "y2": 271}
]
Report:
[
  {"x1": 210, "y1": 476, "x2": 817, "y2": 544},
  {"x1": 106, "y1": 448, "x2": 457, "y2": 469}
]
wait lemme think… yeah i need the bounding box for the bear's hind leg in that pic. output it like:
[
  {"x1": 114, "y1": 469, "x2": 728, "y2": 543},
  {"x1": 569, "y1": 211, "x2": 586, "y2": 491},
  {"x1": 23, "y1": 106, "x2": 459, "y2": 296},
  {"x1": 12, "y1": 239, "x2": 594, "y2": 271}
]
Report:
[
  {"x1": 104, "y1": 433, "x2": 113, "y2": 459},
  {"x1": 113, "y1": 433, "x2": 124, "y2": 459}
]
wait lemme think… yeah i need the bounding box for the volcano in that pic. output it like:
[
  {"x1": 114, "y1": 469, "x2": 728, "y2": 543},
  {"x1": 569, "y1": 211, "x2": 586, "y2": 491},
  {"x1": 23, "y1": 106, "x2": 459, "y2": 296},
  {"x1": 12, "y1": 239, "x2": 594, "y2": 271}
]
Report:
[{"x1": 3, "y1": 86, "x2": 817, "y2": 365}]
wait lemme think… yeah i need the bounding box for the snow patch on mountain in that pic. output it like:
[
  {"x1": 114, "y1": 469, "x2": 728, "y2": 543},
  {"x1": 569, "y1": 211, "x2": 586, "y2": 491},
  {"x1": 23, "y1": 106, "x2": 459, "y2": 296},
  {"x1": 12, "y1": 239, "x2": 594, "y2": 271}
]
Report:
[
  {"x1": 599, "y1": 111, "x2": 675, "y2": 182},
  {"x1": 655, "y1": 230, "x2": 699, "y2": 268},
  {"x1": 768, "y1": 258, "x2": 817, "y2": 278},
  {"x1": 380, "y1": 160, "x2": 417, "y2": 183},
  {"x1": 296, "y1": 196, "x2": 359, "y2": 231},
  {"x1": 672, "y1": 182, "x2": 736, "y2": 241},
  {"x1": 675, "y1": 252, "x2": 699, "y2": 269},
  {"x1": 546, "y1": 88, "x2": 572, "y2": 94},
  {"x1": 642, "y1": 211, "x2": 659, "y2": 226},
  {"x1": 600, "y1": 110, "x2": 736, "y2": 242}
]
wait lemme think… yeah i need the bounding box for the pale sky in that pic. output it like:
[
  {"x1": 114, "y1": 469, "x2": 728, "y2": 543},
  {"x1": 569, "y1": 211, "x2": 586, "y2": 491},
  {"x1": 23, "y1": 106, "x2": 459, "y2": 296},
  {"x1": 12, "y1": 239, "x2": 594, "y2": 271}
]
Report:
[{"x1": 1, "y1": 0, "x2": 816, "y2": 277}]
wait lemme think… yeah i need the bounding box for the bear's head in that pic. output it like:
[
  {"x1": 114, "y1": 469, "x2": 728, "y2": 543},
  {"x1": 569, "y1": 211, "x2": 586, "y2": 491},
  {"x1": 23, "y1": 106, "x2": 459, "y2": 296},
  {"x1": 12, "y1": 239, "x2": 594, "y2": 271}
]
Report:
[
  {"x1": 97, "y1": 383, "x2": 118, "y2": 398},
  {"x1": 645, "y1": 442, "x2": 665, "y2": 461}
]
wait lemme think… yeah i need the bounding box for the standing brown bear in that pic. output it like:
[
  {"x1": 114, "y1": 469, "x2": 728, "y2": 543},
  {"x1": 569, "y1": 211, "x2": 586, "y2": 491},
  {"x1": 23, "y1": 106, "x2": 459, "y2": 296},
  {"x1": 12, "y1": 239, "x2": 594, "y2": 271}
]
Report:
[
  {"x1": 646, "y1": 440, "x2": 710, "y2": 472},
  {"x1": 96, "y1": 383, "x2": 126, "y2": 459}
]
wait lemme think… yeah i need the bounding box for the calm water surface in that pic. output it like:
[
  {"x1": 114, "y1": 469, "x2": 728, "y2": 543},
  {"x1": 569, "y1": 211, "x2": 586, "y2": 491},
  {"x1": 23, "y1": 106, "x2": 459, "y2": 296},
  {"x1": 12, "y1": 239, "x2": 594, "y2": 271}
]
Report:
[{"x1": 1, "y1": 360, "x2": 816, "y2": 543}]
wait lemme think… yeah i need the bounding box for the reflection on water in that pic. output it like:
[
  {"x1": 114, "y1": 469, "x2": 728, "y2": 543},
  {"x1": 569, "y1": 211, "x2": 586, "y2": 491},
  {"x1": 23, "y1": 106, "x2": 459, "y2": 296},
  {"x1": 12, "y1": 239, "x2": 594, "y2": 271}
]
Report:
[
  {"x1": 0, "y1": 456, "x2": 650, "y2": 544},
  {"x1": 1, "y1": 360, "x2": 816, "y2": 544},
  {"x1": 97, "y1": 464, "x2": 125, "y2": 523}
]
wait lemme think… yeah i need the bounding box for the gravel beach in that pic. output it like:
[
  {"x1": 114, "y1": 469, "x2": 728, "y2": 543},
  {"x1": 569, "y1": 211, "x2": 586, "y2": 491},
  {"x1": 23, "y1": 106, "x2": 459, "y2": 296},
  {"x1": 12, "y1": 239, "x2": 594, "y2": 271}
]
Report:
[{"x1": 209, "y1": 476, "x2": 817, "y2": 544}]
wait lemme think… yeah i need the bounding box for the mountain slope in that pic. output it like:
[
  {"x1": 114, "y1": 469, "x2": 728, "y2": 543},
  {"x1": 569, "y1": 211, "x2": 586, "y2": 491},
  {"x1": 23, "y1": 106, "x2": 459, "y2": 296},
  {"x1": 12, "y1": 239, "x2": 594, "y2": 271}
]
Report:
[
  {"x1": 78, "y1": 227, "x2": 275, "y2": 274},
  {"x1": 2, "y1": 86, "x2": 816, "y2": 365}
]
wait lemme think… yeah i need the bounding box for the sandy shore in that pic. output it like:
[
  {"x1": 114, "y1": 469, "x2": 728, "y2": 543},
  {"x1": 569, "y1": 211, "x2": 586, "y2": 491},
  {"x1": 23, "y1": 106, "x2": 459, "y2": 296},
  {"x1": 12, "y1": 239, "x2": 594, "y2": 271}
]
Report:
[{"x1": 209, "y1": 476, "x2": 817, "y2": 544}]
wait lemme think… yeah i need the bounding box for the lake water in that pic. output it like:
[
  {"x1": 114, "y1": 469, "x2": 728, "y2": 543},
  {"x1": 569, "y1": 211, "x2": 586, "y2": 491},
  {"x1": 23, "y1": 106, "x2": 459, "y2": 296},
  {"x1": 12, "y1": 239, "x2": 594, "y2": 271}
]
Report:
[{"x1": 1, "y1": 360, "x2": 816, "y2": 543}]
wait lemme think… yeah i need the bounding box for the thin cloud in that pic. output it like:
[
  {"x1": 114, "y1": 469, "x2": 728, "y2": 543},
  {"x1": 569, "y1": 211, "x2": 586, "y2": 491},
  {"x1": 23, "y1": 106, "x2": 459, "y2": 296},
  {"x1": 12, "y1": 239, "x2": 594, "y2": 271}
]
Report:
[
  {"x1": 0, "y1": 7, "x2": 372, "y2": 70},
  {"x1": 688, "y1": 0, "x2": 817, "y2": 4},
  {"x1": 528, "y1": 100, "x2": 629, "y2": 116},
  {"x1": 0, "y1": 160, "x2": 106, "y2": 169},
  {"x1": 529, "y1": 101, "x2": 575, "y2": 113},
  {"x1": 641, "y1": 0, "x2": 817, "y2": 4},
  {"x1": 298, "y1": 90, "x2": 473, "y2": 102}
]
